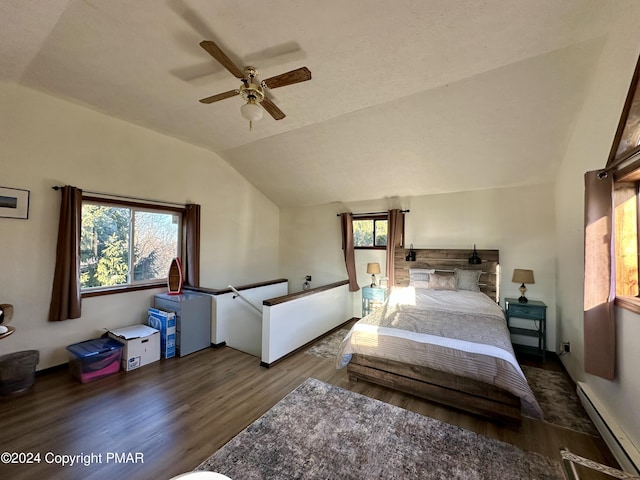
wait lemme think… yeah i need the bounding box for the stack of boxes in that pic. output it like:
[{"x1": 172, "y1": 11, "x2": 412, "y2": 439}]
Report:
[{"x1": 65, "y1": 305, "x2": 178, "y2": 383}]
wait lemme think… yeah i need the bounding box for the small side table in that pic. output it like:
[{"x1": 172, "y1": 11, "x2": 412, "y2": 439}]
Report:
[
  {"x1": 361, "y1": 286, "x2": 389, "y2": 317},
  {"x1": 505, "y1": 298, "x2": 547, "y2": 361}
]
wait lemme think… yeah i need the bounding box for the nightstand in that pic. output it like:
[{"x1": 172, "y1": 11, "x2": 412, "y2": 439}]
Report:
[
  {"x1": 505, "y1": 298, "x2": 547, "y2": 361},
  {"x1": 361, "y1": 286, "x2": 388, "y2": 317}
]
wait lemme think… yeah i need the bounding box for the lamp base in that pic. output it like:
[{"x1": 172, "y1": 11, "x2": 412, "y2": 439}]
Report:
[{"x1": 518, "y1": 283, "x2": 528, "y2": 303}]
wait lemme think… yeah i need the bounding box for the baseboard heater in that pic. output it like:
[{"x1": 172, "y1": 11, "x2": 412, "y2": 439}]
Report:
[{"x1": 577, "y1": 381, "x2": 640, "y2": 475}]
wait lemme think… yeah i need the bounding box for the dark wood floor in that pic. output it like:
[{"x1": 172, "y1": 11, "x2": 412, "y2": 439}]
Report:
[{"x1": 0, "y1": 332, "x2": 617, "y2": 480}]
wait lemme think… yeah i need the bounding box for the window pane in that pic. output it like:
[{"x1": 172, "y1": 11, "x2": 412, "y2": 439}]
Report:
[
  {"x1": 81, "y1": 204, "x2": 131, "y2": 288},
  {"x1": 133, "y1": 211, "x2": 179, "y2": 282},
  {"x1": 353, "y1": 219, "x2": 374, "y2": 247},
  {"x1": 374, "y1": 219, "x2": 388, "y2": 247},
  {"x1": 614, "y1": 185, "x2": 639, "y2": 296}
]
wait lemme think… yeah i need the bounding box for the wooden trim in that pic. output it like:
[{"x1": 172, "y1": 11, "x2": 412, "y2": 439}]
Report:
[
  {"x1": 613, "y1": 154, "x2": 640, "y2": 182},
  {"x1": 263, "y1": 280, "x2": 349, "y2": 306},
  {"x1": 82, "y1": 282, "x2": 166, "y2": 298},
  {"x1": 184, "y1": 278, "x2": 288, "y2": 296},
  {"x1": 615, "y1": 295, "x2": 640, "y2": 314},
  {"x1": 83, "y1": 195, "x2": 185, "y2": 213},
  {"x1": 607, "y1": 55, "x2": 640, "y2": 168},
  {"x1": 85, "y1": 279, "x2": 289, "y2": 298}
]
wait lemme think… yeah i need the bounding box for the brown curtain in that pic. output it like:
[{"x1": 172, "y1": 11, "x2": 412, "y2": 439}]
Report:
[
  {"x1": 184, "y1": 203, "x2": 201, "y2": 287},
  {"x1": 49, "y1": 186, "x2": 82, "y2": 321},
  {"x1": 386, "y1": 209, "x2": 404, "y2": 289},
  {"x1": 583, "y1": 170, "x2": 616, "y2": 380},
  {"x1": 340, "y1": 213, "x2": 360, "y2": 292}
]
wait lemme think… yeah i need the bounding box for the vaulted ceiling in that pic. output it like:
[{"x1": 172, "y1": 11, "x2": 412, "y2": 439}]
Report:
[{"x1": 1, "y1": 0, "x2": 629, "y2": 207}]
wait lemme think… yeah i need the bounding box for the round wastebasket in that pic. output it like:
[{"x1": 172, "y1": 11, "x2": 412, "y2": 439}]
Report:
[{"x1": 0, "y1": 350, "x2": 39, "y2": 395}]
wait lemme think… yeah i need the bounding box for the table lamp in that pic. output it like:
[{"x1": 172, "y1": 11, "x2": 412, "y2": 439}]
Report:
[
  {"x1": 512, "y1": 269, "x2": 534, "y2": 303},
  {"x1": 367, "y1": 263, "x2": 381, "y2": 287}
]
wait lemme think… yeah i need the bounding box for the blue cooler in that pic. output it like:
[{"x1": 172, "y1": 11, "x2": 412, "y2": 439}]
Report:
[{"x1": 66, "y1": 338, "x2": 123, "y2": 383}]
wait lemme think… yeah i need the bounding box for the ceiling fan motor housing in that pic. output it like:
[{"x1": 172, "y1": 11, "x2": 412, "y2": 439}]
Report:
[{"x1": 240, "y1": 82, "x2": 264, "y2": 103}]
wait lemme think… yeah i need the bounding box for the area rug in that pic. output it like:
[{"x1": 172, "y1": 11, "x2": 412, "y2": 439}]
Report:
[
  {"x1": 196, "y1": 378, "x2": 563, "y2": 479},
  {"x1": 522, "y1": 365, "x2": 599, "y2": 436},
  {"x1": 305, "y1": 329, "x2": 349, "y2": 360}
]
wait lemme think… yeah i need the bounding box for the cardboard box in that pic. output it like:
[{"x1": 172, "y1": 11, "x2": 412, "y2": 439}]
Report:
[
  {"x1": 147, "y1": 308, "x2": 176, "y2": 359},
  {"x1": 108, "y1": 325, "x2": 160, "y2": 371}
]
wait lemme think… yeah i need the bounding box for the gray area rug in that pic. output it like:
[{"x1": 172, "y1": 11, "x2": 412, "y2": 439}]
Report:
[
  {"x1": 305, "y1": 328, "x2": 350, "y2": 360},
  {"x1": 196, "y1": 378, "x2": 563, "y2": 479},
  {"x1": 522, "y1": 365, "x2": 599, "y2": 436},
  {"x1": 308, "y1": 331, "x2": 599, "y2": 437}
]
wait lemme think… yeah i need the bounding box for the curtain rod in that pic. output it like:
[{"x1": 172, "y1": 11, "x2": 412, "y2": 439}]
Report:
[
  {"x1": 599, "y1": 149, "x2": 640, "y2": 179},
  {"x1": 51, "y1": 186, "x2": 187, "y2": 208},
  {"x1": 336, "y1": 209, "x2": 410, "y2": 217}
]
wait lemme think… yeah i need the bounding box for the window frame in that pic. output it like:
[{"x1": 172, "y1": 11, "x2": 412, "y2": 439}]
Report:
[
  {"x1": 606, "y1": 55, "x2": 640, "y2": 313},
  {"x1": 613, "y1": 160, "x2": 640, "y2": 313},
  {"x1": 80, "y1": 195, "x2": 185, "y2": 298},
  {"x1": 352, "y1": 214, "x2": 404, "y2": 250}
]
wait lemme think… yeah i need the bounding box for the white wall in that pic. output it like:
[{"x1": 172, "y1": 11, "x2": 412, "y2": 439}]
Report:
[
  {"x1": 210, "y1": 282, "x2": 288, "y2": 356},
  {"x1": 280, "y1": 184, "x2": 557, "y2": 348},
  {"x1": 0, "y1": 83, "x2": 280, "y2": 369},
  {"x1": 262, "y1": 283, "x2": 352, "y2": 365},
  {"x1": 555, "y1": 3, "x2": 640, "y2": 450}
]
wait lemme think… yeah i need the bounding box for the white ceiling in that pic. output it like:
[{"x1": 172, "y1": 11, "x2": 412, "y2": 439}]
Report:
[{"x1": 0, "y1": 0, "x2": 628, "y2": 207}]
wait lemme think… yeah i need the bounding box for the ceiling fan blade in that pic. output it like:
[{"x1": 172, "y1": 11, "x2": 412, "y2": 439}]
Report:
[
  {"x1": 199, "y1": 89, "x2": 239, "y2": 104},
  {"x1": 262, "y1": 67, "x2": 312, "y2": 89},
  {"x1": 199, "y1": 40, "x2": 245, "y2": 79},
  {"x1": 261, "y1": 96, "x2": 286, "y2": 120}
]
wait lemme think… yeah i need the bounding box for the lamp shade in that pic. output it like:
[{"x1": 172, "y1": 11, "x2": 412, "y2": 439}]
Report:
[
  {"x1": 240, "y1": 100, "x2": 263, "y2": 122},
  {"x1": 512, "y1": 269, "x2": 534, "y2": 284},
  {"x1": 366, "y1": 263, "x2": 381, "y2": 275}
]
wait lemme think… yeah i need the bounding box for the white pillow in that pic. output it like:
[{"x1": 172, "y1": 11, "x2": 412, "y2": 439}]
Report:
[{"x1": 409, "y1": 268, "x2": 436, "y2": 289}]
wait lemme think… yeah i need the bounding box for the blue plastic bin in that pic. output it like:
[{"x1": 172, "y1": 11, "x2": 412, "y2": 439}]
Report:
[{"x1": 66, "y1": 338, "x2": 123, "y2": 383}]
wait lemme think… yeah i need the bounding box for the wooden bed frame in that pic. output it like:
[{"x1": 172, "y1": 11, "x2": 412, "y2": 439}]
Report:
[{"x1": 346, "y1": 248, "x2": 523, "y2": 426}]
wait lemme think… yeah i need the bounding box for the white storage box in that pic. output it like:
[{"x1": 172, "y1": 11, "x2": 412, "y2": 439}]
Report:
[{"x1": 108, "y1": 325, "x2": 160, "y2": 371}]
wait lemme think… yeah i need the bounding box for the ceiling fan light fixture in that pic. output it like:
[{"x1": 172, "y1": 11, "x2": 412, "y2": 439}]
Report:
[{"x1": 240, "y1": 98, "x2": 263, "y2": 122}]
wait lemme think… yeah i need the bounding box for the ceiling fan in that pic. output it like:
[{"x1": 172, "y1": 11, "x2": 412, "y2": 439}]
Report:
[{"x1": 198, "y1": 40, "x2": 312, "y2": 129}]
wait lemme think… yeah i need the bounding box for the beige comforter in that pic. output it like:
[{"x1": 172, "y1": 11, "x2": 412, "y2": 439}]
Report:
[{"x1": 336, "y1": 287, "x2": 543, "y2": 418}]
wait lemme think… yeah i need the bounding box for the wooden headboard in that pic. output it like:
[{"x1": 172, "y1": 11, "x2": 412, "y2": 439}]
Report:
[{"x1": 394, "y1": 248, "x2": 500, "y2": 302}]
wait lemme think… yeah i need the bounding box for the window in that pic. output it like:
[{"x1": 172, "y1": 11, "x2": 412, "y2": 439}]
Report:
[
  {"x1": 80, "y1": 197, "x2": 182, "y2": 292},
  {"x1": 611, "y1": 163, "x2": 640, "y2": 313},
  {"x1": 353, "y1": 214, "x2": 403, "y2": 249},
  {"x1": 608, "y1": 55, "x2": 640, "y2": 311}
]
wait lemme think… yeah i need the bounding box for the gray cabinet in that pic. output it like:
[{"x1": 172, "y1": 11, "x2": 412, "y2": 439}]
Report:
[{"x1": 154, "y1": 293, "x2": 211, "y2": 357}]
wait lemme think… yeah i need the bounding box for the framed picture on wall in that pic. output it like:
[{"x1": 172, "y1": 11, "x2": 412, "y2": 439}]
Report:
[
  {"x1": 0, "y1": 186, "x2": 30, "y2": 219},
  {"x1": 608, "y1": 56, "x2": 640, "y2": 167}
]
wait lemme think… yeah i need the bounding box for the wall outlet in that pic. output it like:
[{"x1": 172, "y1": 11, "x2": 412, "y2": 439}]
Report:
[
  {"x1": 305, "y1": 275, "x2": 312, "y2": 281},
  {"x1": 561, "y1": 341, "x2": 571, "y2": 353}
]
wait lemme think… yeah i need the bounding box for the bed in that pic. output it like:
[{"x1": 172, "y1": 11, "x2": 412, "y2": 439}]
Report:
[{"x1": 336, "y1": 248, "x2": 542, "y2": 425}]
